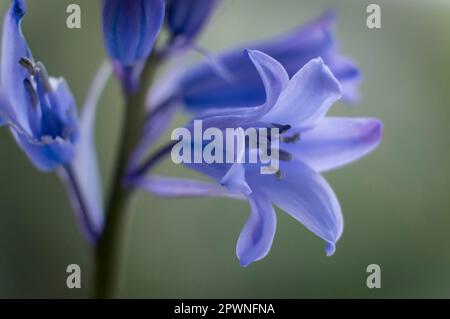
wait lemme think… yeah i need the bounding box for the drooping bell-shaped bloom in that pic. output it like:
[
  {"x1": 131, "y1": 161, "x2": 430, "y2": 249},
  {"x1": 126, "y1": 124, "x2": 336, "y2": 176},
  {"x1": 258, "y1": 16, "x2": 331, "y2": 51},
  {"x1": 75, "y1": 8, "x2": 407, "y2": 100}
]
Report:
[
  {"x1": 0, "y1": 0, "x2": 79, "y2": 171},
  {"x1": 166, "y1": 0, "x2": 221, "y2": 48},
  {"x1": 101, "y1": 0, "x2": 165, "y2": 91},
  {"x1": 0, "y1": 0, "x2": 105, "y2": 243},
  {"x1": 173, "y1": 11, "x2": 360, "y2": 112},
  {"x1": 130, "y1": 11, "x2": 360, "y2": 171},
  {"x1": 133, "y1": 51, "x2": 382, "y2": 266}
]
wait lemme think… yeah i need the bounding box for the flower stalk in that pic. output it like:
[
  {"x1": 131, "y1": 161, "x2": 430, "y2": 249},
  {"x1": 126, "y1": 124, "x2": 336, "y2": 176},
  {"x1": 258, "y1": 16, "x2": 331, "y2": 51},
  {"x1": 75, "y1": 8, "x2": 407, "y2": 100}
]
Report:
[{"x1": 94, "y1": 54, "x2": 161, "y2": 299}]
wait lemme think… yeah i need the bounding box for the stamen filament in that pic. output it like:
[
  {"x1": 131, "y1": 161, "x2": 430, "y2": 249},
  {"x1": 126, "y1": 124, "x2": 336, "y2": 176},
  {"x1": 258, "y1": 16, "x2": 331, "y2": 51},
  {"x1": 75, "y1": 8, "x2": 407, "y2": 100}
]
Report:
[
  {"x1": 279, "y1": 149, "x2": 292, "y2": 162},
  {"x1": 35, "y1": 61, "x2": 53, "y2": 92},
  {"x1": 282, "y1": 133, "x2": 301, "y2": 144},
  {"x1": 272, "y1": 123, "x2": 291, "y2": 134},
  {"x1": 23, "y1": 78, "x2": 39, "y2": 108},
  {"x1": 275, "y1": 170, "x2": 284, "y2": 181},
  {"x1": 19, "y1": 57, "x2": 36, "y2": 75}
]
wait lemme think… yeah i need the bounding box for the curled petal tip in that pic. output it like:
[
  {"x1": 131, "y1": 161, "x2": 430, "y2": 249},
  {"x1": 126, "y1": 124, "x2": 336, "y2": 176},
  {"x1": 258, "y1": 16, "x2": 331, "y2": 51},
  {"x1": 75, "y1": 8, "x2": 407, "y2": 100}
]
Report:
[
  {"x1": 239, "y1": 259, "x2": 251, "y2": 268},
  {"x1": 366, "y1": 119, "x2": 383, "y2": 145},
  {"x1": 260, "y1": 57, "x2": 342, "y2": 127},
  {"x1": 325, "y1": 242, "x2": 336, "y2": 256},
  {"x1": 237, "y1": 250, "x2": 260, "y2": 268},
  {"x1": 244, "y1": 49, "x2": 261, "y2": 64},
  {"x1": 244, "y1": 49, "x2": 254, "y2": 56},
  {"x1": 314, "y1": 56, "x2": 325, "y2": 65},
  {"x1": 317, "y1": 58, "x2": 343, "y2": 99},
  {"x1": 236, "y1": 194, "x2": 276, "y2": 267},
  {"x1": 291, "y1": 117, "x2": 383, "y2": 172}
]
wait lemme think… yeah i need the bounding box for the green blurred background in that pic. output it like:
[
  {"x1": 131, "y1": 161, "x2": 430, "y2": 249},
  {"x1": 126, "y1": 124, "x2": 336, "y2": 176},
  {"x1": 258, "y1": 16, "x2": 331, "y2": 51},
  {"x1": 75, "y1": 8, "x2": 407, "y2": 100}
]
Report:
[{"x1": 1, "y1": 0, "x2": 450, "y2": 298}]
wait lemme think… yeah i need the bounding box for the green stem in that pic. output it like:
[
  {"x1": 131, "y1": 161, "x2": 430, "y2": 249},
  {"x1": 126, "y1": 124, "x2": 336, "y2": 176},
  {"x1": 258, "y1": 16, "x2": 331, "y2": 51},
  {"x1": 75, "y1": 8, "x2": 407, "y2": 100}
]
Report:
[{"x1": 94, "y1": 54, "x2": 161, "y2": 299}]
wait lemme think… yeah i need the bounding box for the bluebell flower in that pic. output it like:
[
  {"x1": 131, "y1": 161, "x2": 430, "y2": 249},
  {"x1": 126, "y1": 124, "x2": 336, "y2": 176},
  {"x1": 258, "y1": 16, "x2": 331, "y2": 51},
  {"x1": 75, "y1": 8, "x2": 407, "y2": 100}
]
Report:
[
  {"x1": 131, "y1": 11, "x2": 361, "y2": 173},
  {"x1": 0, "y1": 0, "x2": 79, "y2": 171},
  {"x1": 174, "y1": 11, "x2": 360, "y2": 112},
  {"x1": 166, "y1": 0, "x2": 221, "y2": 49},
  {"x1": 0, "y1": 0, "x2": 105, "y2": 243},
  {"x1": 102, "y1": 0, "x2": 165, "y2": 91},
  {"x1": 133, "y1": 51, "x2": 382, "y2": 266}
]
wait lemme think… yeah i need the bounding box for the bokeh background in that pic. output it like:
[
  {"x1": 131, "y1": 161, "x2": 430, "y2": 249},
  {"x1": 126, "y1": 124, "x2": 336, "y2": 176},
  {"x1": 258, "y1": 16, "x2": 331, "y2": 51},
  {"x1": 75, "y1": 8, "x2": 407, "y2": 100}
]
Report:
[{"x1": 1, "y1": 0, "x2": 450, "y2": 298}]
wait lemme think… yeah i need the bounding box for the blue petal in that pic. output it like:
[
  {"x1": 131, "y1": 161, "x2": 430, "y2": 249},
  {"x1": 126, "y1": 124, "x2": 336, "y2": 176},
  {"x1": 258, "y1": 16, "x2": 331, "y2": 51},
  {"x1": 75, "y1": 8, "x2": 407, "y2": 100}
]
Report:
[
  {"x1": 102, "y1": 0, "x2": 165, "y2": 66},
  {"x1": 1, "y1": 0, "x2": 33, "y2": 132},
  {"x1": 167, "y1": 0, "x2": 220, "y2": 46},
  {"x1": 248, "y1": 160, "x2": 343, "y2": 256},
  {"x1": 11, "y1": 134, "x2": 72, "y2": 171},
  {"x1": 237, "y1": 193, "x2": 277, "y2": 267},
  {"x1": 180, "y1": 50, "x2": 289, "y2": 130},
  {"x1": 178, "y1": 11, "x2": 359, "y2": 111},
  {"x1": 283, "y1": 117, "x2": 383, "y2": 172},
  {"x1": 261, "y1": 58, "x2": 342, "y2": 129},
  {"x1": 1, "y1": 0, "x2": 81, "y2": 171},
  {"x1": 324, "y1": 56, "x2": 361, "y2": 103},
  {"x1": 132, "y1": 174, "x2": 244, "y2": 199},
  {"x1": 10, "y1": 135, "x2": 73, "y2": 173},
  {"x1": 12, "y1": 78, "x2": 79, "y2": 171},
  {"x1": 46, "y1": 78, "x2": 80, "y2": 142},
  {"x1": 246, "y1": 50, "x2": 289, "y2": 116},
  {"x1": 0, "y1": 91, "x2": 10, "y2": 126}
]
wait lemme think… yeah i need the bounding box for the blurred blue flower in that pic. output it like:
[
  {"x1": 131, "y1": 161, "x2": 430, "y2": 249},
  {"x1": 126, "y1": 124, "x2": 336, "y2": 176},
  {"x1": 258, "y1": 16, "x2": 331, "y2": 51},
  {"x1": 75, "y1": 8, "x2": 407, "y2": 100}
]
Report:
[
  {"x1": 166, "y1": 0, "x2": 221, "y2": 49},
  {"x1": 175, "y1": 11, "x2": 361, "y2": 112},
  {"x1": 134, "y1": 51, "x2": 382, "y2": 266},
  {"x1": 0, "y1": 0, "x2": 79, "y2": 171},
  {"x1": 0, "y1": 0, "x2": 105, "y2": 243},
  {"x1": 102, "y1": 0, "x2": 165, "y2": 91}
]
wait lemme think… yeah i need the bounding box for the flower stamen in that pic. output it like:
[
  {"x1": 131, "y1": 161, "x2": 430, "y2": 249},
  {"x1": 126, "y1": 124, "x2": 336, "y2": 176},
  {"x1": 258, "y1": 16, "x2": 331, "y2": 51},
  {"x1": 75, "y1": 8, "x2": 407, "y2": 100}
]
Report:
[
  {"x1": 35, "y1": 61, "x2": 53, "y2": 93},
  {"x1": 282, "y1": 133, "x2": 301, "y2": 144},
  {"x1": 19, "y1": 56, "x2": 36, "y2": 76},
  {"x1": 275, "y1": 170, "x2": 284, "y2": 181},
  {"x1": 23, "y1": 78, "x2": 39, "y2": 108},
  {"x1": 272, "y1": 123, "x2": 291, "y2": 134},
  {"x1": 279, "y1": 149, "x2": 292, "y2": 162}
]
